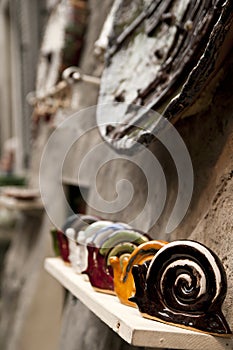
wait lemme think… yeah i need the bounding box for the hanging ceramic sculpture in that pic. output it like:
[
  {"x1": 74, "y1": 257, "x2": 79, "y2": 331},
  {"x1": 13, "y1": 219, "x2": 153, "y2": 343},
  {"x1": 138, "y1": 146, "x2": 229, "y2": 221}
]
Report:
[{"x1": 97, "y1": 0, "x2": 233, "y2": 151}]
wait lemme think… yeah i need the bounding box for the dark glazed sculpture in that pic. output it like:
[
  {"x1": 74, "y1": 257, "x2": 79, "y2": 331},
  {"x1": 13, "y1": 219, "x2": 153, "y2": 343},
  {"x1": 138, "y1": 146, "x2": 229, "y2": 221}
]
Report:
[
  {"x1": 97, "y1": 0, "x2": 233, "y2": 152},
  {"x1": 130, "y1": 240, "x2": 232, "y2": 336}
]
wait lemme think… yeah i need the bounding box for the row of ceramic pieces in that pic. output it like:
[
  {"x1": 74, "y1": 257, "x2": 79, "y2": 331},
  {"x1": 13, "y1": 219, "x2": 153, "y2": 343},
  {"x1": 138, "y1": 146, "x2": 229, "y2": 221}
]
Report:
[{"x1": 50, "y1": 214, "x2": 232, "y2": 337}]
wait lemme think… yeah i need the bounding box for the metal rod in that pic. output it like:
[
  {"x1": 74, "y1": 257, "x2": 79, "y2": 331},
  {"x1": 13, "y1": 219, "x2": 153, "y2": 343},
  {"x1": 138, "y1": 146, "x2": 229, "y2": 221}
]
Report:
[
  {"x1": 62, "y1": 66, "x2": 101, "y2": 85},
  {"x1": 27, "y1": 67, "x2": 100, "y2": 105}
]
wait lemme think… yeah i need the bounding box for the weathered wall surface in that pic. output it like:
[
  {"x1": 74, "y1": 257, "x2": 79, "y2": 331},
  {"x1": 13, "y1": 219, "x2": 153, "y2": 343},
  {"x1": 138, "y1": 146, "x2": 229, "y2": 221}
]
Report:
[
  {"x1": 0, "y1": 210, "x2": 64, "y2": 350},
  {"x1": 60, "y1": 293, "x2": 144, "y2": 350}
]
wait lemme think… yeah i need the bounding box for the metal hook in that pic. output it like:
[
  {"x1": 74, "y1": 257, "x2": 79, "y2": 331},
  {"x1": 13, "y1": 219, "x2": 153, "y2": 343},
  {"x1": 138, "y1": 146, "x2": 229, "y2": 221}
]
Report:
[
  {"x1": 62, "y1": 66, "x2": 100, "y2": 86},
  {"x1": 27, "y1": 67, "x2": 100, "y2": 106}
]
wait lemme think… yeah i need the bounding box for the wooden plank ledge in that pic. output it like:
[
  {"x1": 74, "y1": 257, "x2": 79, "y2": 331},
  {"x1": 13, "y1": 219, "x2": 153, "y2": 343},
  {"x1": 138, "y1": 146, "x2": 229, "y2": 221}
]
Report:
[
  {"x1": 44, "y1": 257, "x2": 233, "y2": 349},
  {"x1": 0, "y1": 195, "x2": 43, "y2": 211}
]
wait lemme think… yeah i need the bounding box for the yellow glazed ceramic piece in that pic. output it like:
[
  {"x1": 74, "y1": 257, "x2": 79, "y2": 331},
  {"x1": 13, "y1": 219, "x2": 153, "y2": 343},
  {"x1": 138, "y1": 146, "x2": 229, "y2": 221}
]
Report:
[{"x1": 109, "y1": 240, "x2": 167, "y2": 307}]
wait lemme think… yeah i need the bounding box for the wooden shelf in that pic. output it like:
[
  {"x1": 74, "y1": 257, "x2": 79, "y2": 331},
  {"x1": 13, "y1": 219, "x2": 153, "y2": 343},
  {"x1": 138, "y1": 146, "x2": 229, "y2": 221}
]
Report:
[
  {"x1": 0, "y1": 195, "x2": 43, "y2": 211},
  {"x1": 44, "y1": 257, "x2": 232, "y2": 350}
]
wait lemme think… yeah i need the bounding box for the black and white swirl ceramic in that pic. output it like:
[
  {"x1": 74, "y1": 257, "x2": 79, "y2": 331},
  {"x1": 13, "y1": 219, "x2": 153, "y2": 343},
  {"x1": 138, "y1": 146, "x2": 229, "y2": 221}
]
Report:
[{"x1": 130, "y1": 240, "x2": 232, "y2": 336}]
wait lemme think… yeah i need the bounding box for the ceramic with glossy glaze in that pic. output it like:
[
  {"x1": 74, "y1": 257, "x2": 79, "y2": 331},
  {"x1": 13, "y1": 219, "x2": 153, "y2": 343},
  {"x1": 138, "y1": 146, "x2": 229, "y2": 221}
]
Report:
[
  {"x1": 130, "y1": 240, "x2": 232, "y2": 336},
  {"x1": 110, "y1": 240, "x2": 168, "y2": 306},
  {"x1": 83, "y1": 229, "x2": 150, "y2": 293},
  {"x1": 65, "y1": 215, "x2": 99, "y2": 272}
]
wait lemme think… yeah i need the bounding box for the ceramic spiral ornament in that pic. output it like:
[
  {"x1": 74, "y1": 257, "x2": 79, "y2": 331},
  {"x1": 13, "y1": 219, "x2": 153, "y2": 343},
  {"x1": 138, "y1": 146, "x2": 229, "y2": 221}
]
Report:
[{"x1": 130, "y1": 240, "x2": 232, "y2": 336}]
